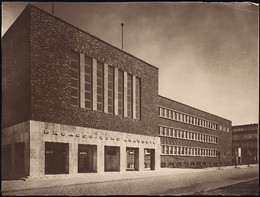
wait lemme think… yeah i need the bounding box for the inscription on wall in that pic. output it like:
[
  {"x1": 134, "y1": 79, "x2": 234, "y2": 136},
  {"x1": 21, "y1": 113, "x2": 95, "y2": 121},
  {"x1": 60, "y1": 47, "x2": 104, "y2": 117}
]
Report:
[{"x1": 43, "y1": 130, "x2": 156, "y2": 144}]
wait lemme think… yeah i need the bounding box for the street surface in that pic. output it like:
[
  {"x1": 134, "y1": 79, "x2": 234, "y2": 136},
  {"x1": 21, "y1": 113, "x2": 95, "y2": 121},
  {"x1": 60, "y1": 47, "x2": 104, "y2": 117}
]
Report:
[
  {"x1": 197, "y1": 179, "x2": 258, "y2": 195},
  {"x1": 2, "y1": 165, "x2": 258, "y2": 195}
]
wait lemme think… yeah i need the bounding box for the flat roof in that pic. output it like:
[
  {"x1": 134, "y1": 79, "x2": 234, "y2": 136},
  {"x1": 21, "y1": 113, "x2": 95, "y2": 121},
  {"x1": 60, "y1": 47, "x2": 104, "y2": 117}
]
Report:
[
  {"x1": 232, "y1": 123, "x2": 258, "y2": 127},
  {"x1": 159, "y1": 95, "x2": 231, "y2": 122}
]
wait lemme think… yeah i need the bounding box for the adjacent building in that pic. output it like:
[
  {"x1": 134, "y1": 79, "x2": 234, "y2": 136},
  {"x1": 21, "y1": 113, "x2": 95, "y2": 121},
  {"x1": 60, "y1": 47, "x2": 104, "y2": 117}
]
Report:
[
  {"x1": 232, "y1": 123, "x2": 258, "y2": 165},
  {"x1": 2, "y1": 4, "x2": 233, "y2": 179}
]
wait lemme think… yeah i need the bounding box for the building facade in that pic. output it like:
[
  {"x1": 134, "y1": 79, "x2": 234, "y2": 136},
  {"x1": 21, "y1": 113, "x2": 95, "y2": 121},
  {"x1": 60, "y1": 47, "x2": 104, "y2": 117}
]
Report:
[
  {"x1": 2, "y1": 4, "x2": 233, "y2": 179},
  {"x1": 158, "y1": 96, "x2": 232, "y2": 168},
  {"x1": 232, "y1": 123, "x2": 258, "y2": 165},
  {"x1": 2, "y1": 4, "x2": 160, "y2": 179}
]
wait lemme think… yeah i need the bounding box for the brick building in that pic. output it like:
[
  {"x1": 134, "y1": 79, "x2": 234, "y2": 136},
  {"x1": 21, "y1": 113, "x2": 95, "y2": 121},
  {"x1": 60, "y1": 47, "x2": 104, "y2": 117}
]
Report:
[
  {"x1": 158, "y1": 96, "x2": 232, "y2": 168},
  {"x1": 232, "y1": 123, "x2": 258, "y2": 165},
  {"x1": 2, "y1": 4, "x2": 160, "y2": 179},
  {"x1": 2, "y1": 4, "x2": 232, "y2": 179}
]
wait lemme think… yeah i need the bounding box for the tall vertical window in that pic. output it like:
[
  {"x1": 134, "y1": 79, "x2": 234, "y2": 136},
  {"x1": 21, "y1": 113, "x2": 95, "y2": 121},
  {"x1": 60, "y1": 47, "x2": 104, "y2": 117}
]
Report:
[
  {"x1": 97, "y1": 61, "x2": 104, "y2": 111},
  {"x1": 85, "y1": 56, "x2": 92, "y2": 109},
  {"x1": 127, "y1": 74, "x2": 133, "y2": 118},
  {"x1": 70, "y1": 51, "x2": 80, "y2": 107},
  {"x1": 136, "y1": 77, "x2": 141, "y2": 119},
  {"x1": 118, "y1": 70, "x2": 124, "y2": 116},
  {"x1": 108, "y1": 66, "x2": 114, "y2": 114}
]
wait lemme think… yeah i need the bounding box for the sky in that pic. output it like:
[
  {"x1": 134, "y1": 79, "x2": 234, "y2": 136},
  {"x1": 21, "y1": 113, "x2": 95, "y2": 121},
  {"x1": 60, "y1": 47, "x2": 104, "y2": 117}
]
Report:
[{"x1": 1, "y1": 2, "x2": 259, "y2": 126}]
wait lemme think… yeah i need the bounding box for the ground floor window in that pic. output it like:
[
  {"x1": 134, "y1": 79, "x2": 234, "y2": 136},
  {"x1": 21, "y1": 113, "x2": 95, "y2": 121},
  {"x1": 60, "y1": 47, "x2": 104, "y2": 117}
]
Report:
[
  {"x1": 78, "y1": 144, "x2": 97, "y2": 173},
  {"x1": 126, "y1": 147, "x2": 139, "y2": 171},
  {"x1": 105, "y1": 146, "x2": 120, "y2": 172},
  {"x1": 45, "y1": 142, "x2": 69, "y2": 174}
]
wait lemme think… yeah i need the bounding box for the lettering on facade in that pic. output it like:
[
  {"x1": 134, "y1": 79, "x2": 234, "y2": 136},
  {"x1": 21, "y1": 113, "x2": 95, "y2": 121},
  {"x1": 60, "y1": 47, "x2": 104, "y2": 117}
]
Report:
[{"x1": 43, "y1": 130, "x2": 156, "y2": 145}]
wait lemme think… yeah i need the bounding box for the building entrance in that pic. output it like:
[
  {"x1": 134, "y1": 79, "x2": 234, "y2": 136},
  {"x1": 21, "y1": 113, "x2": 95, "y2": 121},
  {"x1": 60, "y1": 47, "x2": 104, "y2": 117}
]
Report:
[
  {"x1": 45, "y1": 142, "x2": 69, "y2": 174},
  {"x1": 144, "y1": 148, "x2": 155, "y2": 170},
  {"x1": 78, "y1": 144, "x2": 97, "y2": 173},
  {"x1": 2, "y1": 144, "x2": 12, "y2": 179},
  {"x1": 14, "y1": 142, "x2": 25, "y2": 177},
  {"x1": 126, "y1": 147, "x2": 139, "y2": 171},
  {"x1": 105, "y1": 146, "x2": 120, "y2": 172}
]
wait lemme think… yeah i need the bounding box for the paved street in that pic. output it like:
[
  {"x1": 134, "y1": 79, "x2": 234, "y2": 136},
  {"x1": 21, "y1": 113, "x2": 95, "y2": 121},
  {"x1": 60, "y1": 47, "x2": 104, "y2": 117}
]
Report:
[
  {"x1": 2, "y1": 165, "x2": 258, "y2": 195},
  {"x1": 197, "y1": 179, "x2": 259, "y2": 195}
]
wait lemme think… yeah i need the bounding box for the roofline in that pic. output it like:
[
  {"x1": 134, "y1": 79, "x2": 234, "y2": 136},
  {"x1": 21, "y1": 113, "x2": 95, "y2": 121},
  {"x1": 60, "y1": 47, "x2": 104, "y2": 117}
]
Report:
[
  {"x1": 20, "y1": 4, "x2": 158, "y2": 70},
  {"x1": 232, "y1": 123, "x2": 258, "y2": 127},
  {"x1": 158, "y1": 95, "x2": 232, "y2": 122}
]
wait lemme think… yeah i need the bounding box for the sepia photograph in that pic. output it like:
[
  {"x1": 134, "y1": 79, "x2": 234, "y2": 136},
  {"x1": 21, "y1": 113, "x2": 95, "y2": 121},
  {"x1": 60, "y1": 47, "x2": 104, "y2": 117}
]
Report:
[{"x1": 1, "y1": 1, "x2": 259, "y2": 195}]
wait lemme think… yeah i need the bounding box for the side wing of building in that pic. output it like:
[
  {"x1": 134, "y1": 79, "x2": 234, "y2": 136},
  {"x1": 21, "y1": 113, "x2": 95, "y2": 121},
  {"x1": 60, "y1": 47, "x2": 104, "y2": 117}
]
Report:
[{"x1": 158, "y1": 96, "x2": 232, "y2": 168}]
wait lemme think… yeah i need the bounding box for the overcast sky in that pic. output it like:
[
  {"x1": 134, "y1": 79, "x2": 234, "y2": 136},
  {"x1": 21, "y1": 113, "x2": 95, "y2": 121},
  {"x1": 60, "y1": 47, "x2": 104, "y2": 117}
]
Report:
[{"x1": 2, "y1": 2, "x2": 259, "y2": 126}]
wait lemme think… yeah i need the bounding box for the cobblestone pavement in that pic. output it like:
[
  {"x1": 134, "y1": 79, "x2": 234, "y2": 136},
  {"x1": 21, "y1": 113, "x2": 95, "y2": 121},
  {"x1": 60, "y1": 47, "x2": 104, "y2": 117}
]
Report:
[{"x1": 1, "y1": 164, "x2": 258, "y2": 195}]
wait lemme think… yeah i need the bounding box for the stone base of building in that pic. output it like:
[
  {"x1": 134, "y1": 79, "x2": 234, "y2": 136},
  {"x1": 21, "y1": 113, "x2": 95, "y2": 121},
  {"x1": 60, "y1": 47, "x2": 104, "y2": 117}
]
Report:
[{"x1": 1, "y1": 120, "x2": 161, "y2": 179}]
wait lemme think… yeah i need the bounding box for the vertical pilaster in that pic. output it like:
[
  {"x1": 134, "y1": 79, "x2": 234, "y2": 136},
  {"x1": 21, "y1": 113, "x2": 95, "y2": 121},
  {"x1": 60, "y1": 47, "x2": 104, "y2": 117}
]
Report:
[
  {"x1": 133, "y1": 76, "x2": 136, "y2": 119},
  {"x1": 104, "y1": 63, "x2": 108, "y2": 113},
  {"x1": 30, "y1": 137, "x2": 45, "y2": 177},
  {"x1": 69, "y1": 143, "x2": 78, "y2": 174},
  {"x1": 93, "y1": 59, "x2": 97, "y2": 111},
  {"x1": 80, "y1": 53, "x2": 85, "y2": 108},
  {"x1": 139, "y1": 147, "x2": 144, "y2": 171},
  {"x1": 114, "y1": 68, "x2": 118, "y2": 115},
  {"x1": 97, "y1": 143, "x2": 104, "y2": 173},
  {"x1": 124, "y1": 72, "x2": 128, "y2": 117},
  {"x1": 120, "y1": 145, "x2": 126, "y2": 172}
]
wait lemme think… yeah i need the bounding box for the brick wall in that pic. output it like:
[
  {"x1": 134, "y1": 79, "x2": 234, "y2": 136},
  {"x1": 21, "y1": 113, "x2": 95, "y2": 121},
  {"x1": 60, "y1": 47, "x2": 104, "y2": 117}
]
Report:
[
  {"x1": 29, "y1": 5, "x2": 159, "y2": 136},
  {"x1": 2, "y1": 6, "x2": 31, "y2": 128}
]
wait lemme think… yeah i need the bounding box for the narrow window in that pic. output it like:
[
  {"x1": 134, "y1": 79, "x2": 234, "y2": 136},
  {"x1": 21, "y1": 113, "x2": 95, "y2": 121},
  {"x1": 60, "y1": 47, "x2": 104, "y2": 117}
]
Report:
[
  {"x1": 85, "y1": 56, "x2": 92, "y2": 109},
  {"x1": 108, "y1": 66, "x2": 114, "y2": 114},
  {"x1": 118, "y1": 70, "x2": 124, "y2": 116},
  {"x1": 127, "y1": 74, "x2": 133, "y2": 118},
  {"x1": 97, "y1": 61, "x2": 104, "y2": 111},
  {"x1": 136, "y1": 77, "x2": 141, "y2": 119},
  {"x1": 70, "y1": 51, "x2": 80, "y2": 107}
]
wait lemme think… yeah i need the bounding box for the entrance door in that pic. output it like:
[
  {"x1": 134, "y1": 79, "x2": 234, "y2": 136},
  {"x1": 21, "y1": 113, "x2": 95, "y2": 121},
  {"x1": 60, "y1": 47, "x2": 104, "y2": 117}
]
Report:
[
  {"x1": 144, "y1": 148, "x2": 155, "y2": 170},
  {"x1": 78, "y1": 144, "x2": 97, "y2": 173},
  {"x1": 14, "y1": 142, "x2": 25, "y2": 177},
  {"x1": 105, "y1": 146, "x2": 120, "y2": 172},
  {"x1": 2, "y1": 144, "x2": 12, "y2": 179},
  {"x1": 45, "y1": 142, "x2": 69, "y2": 174}
]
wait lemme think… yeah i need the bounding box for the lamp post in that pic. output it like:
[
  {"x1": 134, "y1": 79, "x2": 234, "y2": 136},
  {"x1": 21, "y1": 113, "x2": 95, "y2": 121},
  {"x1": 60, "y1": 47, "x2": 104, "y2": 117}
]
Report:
[{"x1": 217, "y1": 150, "x2": 221, "y2": 169}]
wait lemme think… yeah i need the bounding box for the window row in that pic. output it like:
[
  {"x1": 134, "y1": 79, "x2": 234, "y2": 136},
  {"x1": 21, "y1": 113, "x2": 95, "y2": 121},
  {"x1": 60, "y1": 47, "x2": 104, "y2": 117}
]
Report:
[
  {"x1": 161, "y1": 145, "x2": 218, "y2": 157},
  {"x1": 219, "y1": 125, "x2": 230, "y2": 132},
  {"x1": 159, "y1": 126, "x2": 218, "y2": 144},
  {"x1": 69, "y1": 51, "x2": 141, "y2": 119},
  {"x1": 159, "y1": 107, "x2": 217, "y2": 130}
]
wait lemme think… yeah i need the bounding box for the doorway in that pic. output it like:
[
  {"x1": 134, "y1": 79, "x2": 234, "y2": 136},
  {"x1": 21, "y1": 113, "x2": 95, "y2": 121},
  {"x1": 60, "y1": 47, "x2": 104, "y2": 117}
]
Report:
[
  {"x1": 45, "y1": 142, "x2": 69, "y2": 174},
  {"x1": 2, "y1": 144, "x2": 12, "y2": 179},
  {"x1": 144, "y1": 148, "x2": 155, "y2": 170},
  {"x1": 14, "y1": 142, "x2": 25, "y2": 177}
]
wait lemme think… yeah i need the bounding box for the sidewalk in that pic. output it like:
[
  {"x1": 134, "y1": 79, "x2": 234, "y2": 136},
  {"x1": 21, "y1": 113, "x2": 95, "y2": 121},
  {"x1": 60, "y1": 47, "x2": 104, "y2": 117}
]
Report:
[{"x1": 2, "y1": 164, "x2": 258, "y2": 193}]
